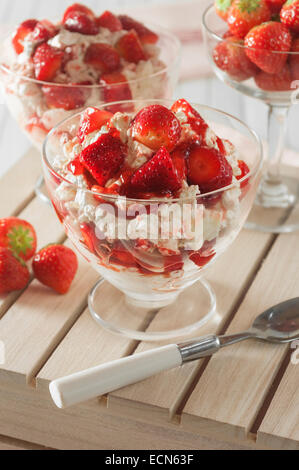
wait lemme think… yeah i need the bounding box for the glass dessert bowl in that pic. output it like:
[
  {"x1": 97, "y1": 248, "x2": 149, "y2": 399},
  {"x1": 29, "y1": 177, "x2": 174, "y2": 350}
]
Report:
[
  {"x1": 0, "y1": 3, "x2": 180, "y2": 203},
  {"x1": 203, "y1": 2, "x2": 299, "y2": 233},
  {"x1": 42, "y1": 98, "x2": 263, "y2": 341}
]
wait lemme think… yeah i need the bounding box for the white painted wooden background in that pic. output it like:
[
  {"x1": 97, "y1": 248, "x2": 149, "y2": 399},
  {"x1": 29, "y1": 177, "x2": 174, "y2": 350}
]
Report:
[{"x1": 0, "y1": 0, "x2": 298, "y2": 178}]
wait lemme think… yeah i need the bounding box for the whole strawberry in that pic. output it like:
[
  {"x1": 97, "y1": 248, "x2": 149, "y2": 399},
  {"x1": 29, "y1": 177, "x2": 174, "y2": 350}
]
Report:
[
  {"x1": 213, "y1": 36, "x2": 258, "y2": 81},
  {"x1": 214, "y1": 0, "x2": 233, "y2": 20},
  {"x1": 0, "y1": 247, "x2": 30, "y2": 294},
  {"x1": 33, "y1": 245, "x2": 78, "y2": 294},
  {"x1": 244, "y1": 21, "x2": 292, "y2": 73},
  {"x1": 254, "y1": 64, "x2": 292, "y2": 90},
  {"x1": 0, "y1": 217, "x2": 37, "y2": 261},
  {"x1": 265, "y1": 0, "x2": 285, "y2": 14},
  {"x1": 227, "y1": 0, "x2": 271, "y2": 38},
  {"x1": 281, "y1": 0, "x2": 299, "y2": 33},
  {"x1": 290, "y1": 38, "x2": 299, "y2": 79}
]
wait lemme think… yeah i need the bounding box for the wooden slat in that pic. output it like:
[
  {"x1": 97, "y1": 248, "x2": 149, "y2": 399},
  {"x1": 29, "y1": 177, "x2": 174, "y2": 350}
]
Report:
[
  {"x1": 107, "y1": 228, "x2": 274, "y2": 425},
  {"x1": 0, "y1": 433, "x2": 49, "y2": 450},
  {"x1": 181, "y1": 227, "x2": 299, "y2": 444},
  {"x1": 257, "y1": 361, "x2": 299, "y2": 450},
  {"x1": 0, "y1": 196, "x2": 65, "y2": 319},
  {"x1": 0, "y1": 239, "x2": 99, "y2": 385},
  {"x1": 0, "y1": 148, "x2": 41, "y2": 217}
]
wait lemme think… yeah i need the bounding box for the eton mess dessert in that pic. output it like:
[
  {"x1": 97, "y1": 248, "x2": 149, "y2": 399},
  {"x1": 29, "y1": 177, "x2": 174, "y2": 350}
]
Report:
[
  {"x1": 0, "y1": 3, "x2": 170, "y2": 147},
  {"x1": 212, "y1": 0, "x2": 299, "y2": 92},
  {"x1": 45, "y1": 99, "x2": 251, "y2": 300}
]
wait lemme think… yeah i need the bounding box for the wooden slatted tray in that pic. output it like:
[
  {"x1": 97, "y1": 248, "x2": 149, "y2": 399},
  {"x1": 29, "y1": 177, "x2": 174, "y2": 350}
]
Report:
[{"x1": 0, "y1": 149, "x2": 298, "y2": 450}]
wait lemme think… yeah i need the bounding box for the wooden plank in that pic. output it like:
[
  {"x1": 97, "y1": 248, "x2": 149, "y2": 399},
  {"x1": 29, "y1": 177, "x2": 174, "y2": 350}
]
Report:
[
  {"x1": 0, "y1": 381, "x2": 257, "y2": 450},
  {"x1": 0, "y1": 239, "x2": 99, "y2": 385},
  {"x1": 0, "y1": 433, "x2": 49, "y2": 450},
  {"x1": 37, "y1": 282, "x2": 155, "y2": 386},
  {"x1": 0, "y1": 148, "x2": 41, "y2": 217},
  {"x1": 181, "y1": 227, "x2": 299, "y2": 444},
  {"x1": 107, "y1": 228, "x2": 274, "y2": 425},
  {"x1": 0, "y1": 196, "x2": 65, "y2": 319},
  {"x1": 257, "y1": 360, "x2": 299, "y2": 450}
]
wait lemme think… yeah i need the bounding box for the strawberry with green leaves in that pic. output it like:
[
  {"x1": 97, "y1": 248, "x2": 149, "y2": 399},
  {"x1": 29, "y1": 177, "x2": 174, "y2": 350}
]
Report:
[
  {"x1": 280, "y1": 0, "x2": 299, "y2": 33},
  {"x1": 33, "y1": 244, "x2": 78, "y2": 294},
  {"x1": 0, "y1": 247, "x2": 30, "y2": 294},
  {"x1": 227, "y1": 0, "x2": 271, "y2": 38},
  {"x1": 0, "y1": 217, "x2": 37, "y2": 261},
  {"x1": 244, "y1": 21, "x2": 292, "y2": 74},
  {"x1": 215, "y1": 0, "x2": 233, "y2": 20}
]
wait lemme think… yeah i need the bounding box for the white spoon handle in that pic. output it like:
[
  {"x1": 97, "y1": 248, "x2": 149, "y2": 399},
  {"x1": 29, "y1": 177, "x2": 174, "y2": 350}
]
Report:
[{"x1": 49, "y1": 344, "x2": 182, "y2": 409}]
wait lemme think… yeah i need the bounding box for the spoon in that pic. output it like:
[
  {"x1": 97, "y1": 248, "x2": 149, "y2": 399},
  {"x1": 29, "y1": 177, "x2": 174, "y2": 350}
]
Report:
[{"x1": 49, "y1": 298, "x2": 299, "y2": 409}]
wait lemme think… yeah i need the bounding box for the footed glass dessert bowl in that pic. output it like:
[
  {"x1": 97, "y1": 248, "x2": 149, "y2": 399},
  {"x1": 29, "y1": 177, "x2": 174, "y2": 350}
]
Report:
[
  {"x1": 42, "y1": 98, "x2": 263, "y2": 341},
  {"x1": 203, "y1": 3, "x2": 299, "y2": 233},
  {"x1": 0, "y1": 3, "x2": 180, "y2": 204}
]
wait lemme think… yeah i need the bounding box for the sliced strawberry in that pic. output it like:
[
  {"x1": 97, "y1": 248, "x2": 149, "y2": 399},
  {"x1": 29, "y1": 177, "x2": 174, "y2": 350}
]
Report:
[
  {"x1": 130, "y1": 104, "x2": 181, "y2": 152},
  {"x1": 42, "y1": 84, "x2": 87, "y2": 110},
  {"x1": 77, "y1": 107, "x2": 113, "y2": 143},
  {"x1": 109, "y1": 241, "x2": 138, "y2": 269},
  {"x1": 67, "y1": 157, "x2": 84, "y2": 176},
  {"x1": 63, "y1": 4, "x2": 98, "y2": 35},
  {"x1": 213, "y1": 36, "x2": 258, "y2": 81},
  {"x1": 30, "y1": 20, "x2": 57, "y2": 43},
  {"x1": 189, "y1": 240, "x2": 216, "y2": 268},
  {"x1": 33, "y1": 43, "x2": 64, "y2": 81},
  {"x1": 118, "y1": 15, "x2": 158, "y2": 44},
  {"x1": 187, "y1": 144, "x2": 233, "y2": 193},
  {"x1": 84, "y1": 43, "x2": 120, "y2": 73},
  {"x1": 171, "y1": 143, "x2": 190, "y2": 183},
  {"x1": 244, "y1": 22, "x2": 292, "y2": 74},
  {"x1": 236, "y1": 159, "x2": 250, "y2": 189},
  {"x1": 164, "y1": 253, "x2": 183, "y2": 273},
  {"x1": 96, "y1": 11, "x2": 122, "y2": 32},
  {"x1": 254, "y1": 64, "x2": 292, "y2": 91},
  {"x1": 62, "y1": 3, "x2": 95, "y2": 22},
  {"x1": 129, "y1": 147, "x2": 182, "y2": 197},
  {"x1": 12, "y1": 19, "x2": 38, "y2": 54},
  {"x1": 80, "y1": 133, "x2": 126, "y2": 186},
  {"x1": 171, "y1": 99, "x2": 208, "y2": 140},
  {"x1": 109, "y1": 242, "x2": 137, "y2": 268},
  {"x1": 100, "y1": 72, "x2": 133, "y2": 113},
  {"x1": 116, "y1": 30, "x2": 146, "y2": 63}
]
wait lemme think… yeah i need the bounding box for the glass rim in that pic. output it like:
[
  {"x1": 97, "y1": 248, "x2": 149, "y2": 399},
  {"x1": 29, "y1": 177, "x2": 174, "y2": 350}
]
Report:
[
  {"x1": 0, "y1": 20, "x2": 182, "y2": 88},
  {"x1": 42, "y1": 98, "x2": 264, "y2": 204},
  {"x1": 202, "y1": 4, "x2": 299, "y2": 56}
]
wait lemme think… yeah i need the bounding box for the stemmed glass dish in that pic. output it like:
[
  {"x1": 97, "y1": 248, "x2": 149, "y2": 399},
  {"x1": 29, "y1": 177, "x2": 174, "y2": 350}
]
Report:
[
  {"x1": 42, "y1": 99, "x2": 263, "y2": 341},
  {"x1": 0, "y1": 22, "x2": 180, "y2": 204},
  {"x1": 203, "y1": 4, "x2": 299, "y2": 233}
]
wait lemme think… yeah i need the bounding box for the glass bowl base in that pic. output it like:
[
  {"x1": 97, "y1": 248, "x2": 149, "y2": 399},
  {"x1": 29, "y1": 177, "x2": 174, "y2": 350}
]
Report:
[
  {"x1": 88, "y1": 278, "x2": 217, "y2": 342},
  {"x1": 246, "y1": 175, "x2": 299, "y2": 233},
  {"x1": 35, "y1": 175, "x2": 51, "y2": 205}
]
